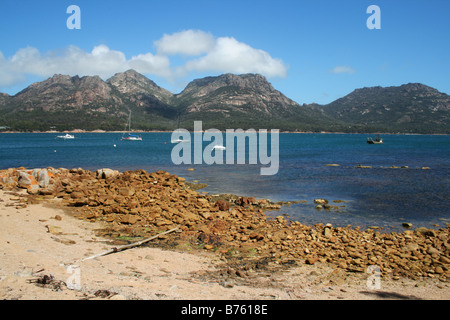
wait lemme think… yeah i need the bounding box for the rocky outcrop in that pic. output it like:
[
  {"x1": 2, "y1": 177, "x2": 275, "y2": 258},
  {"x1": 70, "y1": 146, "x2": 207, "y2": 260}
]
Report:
[
  {"x1": 179, "y1": 73, "x2": 278, "y2": 100},
  {"x1": 2, "y1": 70, "x2": 448, "y2": 133},
  {"x1": 0, "y1": 71, "x2": 333, "y2": 132},
  {"x1": 176, "y1": 73, "x2": 301, "y2": 116},
  {"x1": 314, "y1": 83, "x2": 450, "y2": 133},
  {"x1": 14, "y1": 74, "x2": 114, "y2": 110},
  {"x1": 1, "y1": 167, "x2": 449, "y2": 281},
  {"x1": 2, "y1": 168, "x2": 56, "y2": 194},
  {"x1": 107, "y1": 69, "x2": 174, "y2": 105}
]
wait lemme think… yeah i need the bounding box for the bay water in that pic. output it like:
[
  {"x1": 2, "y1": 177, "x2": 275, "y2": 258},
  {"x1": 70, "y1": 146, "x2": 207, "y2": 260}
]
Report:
[{"x1": 1, "y1": 132, "x2": 448, "y2": 232}]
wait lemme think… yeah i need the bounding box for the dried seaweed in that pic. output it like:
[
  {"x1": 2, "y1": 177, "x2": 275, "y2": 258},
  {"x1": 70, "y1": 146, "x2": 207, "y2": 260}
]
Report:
[{"x1": 28, "y1": 274, "x2": 66, "y2": 291}]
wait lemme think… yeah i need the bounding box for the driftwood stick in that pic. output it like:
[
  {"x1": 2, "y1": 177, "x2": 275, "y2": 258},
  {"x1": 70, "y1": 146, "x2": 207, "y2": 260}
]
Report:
[{"x1": 81, "y1": 227, "x2": 179, "y2": 262}]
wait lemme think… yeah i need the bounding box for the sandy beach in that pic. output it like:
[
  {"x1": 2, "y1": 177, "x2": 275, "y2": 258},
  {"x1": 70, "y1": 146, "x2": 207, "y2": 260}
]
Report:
[{"x1": 1, "y1": 169, "x2": 449, "y2": 300}]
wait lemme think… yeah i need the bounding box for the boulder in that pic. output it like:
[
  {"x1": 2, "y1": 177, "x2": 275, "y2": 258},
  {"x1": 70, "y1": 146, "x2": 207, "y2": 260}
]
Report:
[
  {"x1": 46, "y1": 225, "x2": 63, "y2": 235},
  {"x1": 18, "y1": 172, "x2": 38, "y2": 189},
  {"x1": 415, "y1": 227, "x2": 437, "y2": 237},
  {"x1": 248, "y1": 197, "x2": 256, "y2": 204},
  {"x1": 0, "y1": 176, "x2": 16, "y2": 188},
  {"x1": 402, "y1": 222, "x2": 413, "y2": 229},
  {"x1": 236, "y1": 197, "x2": 252, "y2": 207},
  {"x1": 249, "y1": 233, "x2": 264, "y2": 241},
  {"x1": 39, "y1": 187, "x2": 55, "y2": 196},
  {"x1": 426, "y1": 246, "x2": 439, "y2": 256},
  {"x1": 27, "y1": 184, "x2": 40, "y2": 194},
  {"x1": 405, "y1": 243, "x2": 420, "y2": 252},
  {"x1": 306, "y1": 257, "x2": 319, "y2": 265},
  {"x1": 96, "y1": 169, "x2": 120, "y2": 179},
  {"x1": 276, "y1": 216, "x2": 286, "y2": 224},
  {"x1": 324, "y1": 227, "x2": 332, "y2": 238},
  {"x1": 37, "y1": 169, "x2": 50, "y2": 188},
  {"x1": 70, "y1": 191, "x2": 85, "y2": 199},
  {"x1": 120, "y1": 214, "x2": 140, "y2": 225},
  {"x1": 215, "y1": 200, "x2": 230, "y2": 211},
  {"x1": 118, "y1": 187, "x2": 135, "y2": 197}
]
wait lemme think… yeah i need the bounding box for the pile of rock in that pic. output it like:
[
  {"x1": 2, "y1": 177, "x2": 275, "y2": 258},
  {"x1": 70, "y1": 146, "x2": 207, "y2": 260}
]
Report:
[
  {"x1": 1, "y1": 167, "x2": 449, "y2": 281},
  {"x1": 0, "y1": 167, "x2": 59, "y2": 195},
  {"x1": 59, "y1": 169, "x2": 219, "y2": 228}
]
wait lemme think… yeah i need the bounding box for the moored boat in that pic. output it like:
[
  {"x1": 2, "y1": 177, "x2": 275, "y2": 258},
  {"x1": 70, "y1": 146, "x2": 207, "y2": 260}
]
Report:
[
  {"x1": 367, "y1": 135, "x2": 383, "y2": 144},
  {"x1": 121, "y1": 111, "x2": 142, "y2": 141},
  {"x1": 56, "y1": 133, "x2": 75, "y2": 139}
]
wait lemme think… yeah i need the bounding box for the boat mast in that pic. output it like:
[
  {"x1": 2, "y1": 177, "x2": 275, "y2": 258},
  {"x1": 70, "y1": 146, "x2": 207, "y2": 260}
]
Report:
[{"x1": 128, "y1": 110, "x2": 132, "y2": 134}]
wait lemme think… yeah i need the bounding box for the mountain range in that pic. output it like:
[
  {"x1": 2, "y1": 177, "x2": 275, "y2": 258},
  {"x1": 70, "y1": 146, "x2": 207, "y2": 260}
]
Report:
[{"x1": 0, "y1": 70, "x2": 449, "y2": 133}]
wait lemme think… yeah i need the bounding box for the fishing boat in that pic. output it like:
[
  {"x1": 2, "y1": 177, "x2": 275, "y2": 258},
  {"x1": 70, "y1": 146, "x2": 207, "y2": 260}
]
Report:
[
  {"x1": 121, "y1": 111, "x2": 142, "y2": 141},
  {"x1": 56, "y1": 133, "x2": 75, "y2": 139},
  {"x1": 367, "y1": 135, "x2": 383, "y2": 144}
]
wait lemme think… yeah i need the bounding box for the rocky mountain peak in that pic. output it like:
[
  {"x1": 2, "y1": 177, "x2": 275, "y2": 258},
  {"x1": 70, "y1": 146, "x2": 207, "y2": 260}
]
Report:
[
  {"x1": 352, "y1": 83, "x2": 439, "y2": 96},
  {"x1": 11, "y1": 73, "x2": 113, "y2": 112},
  {"x1": 316, "y1": 82, "x2": 450, "y2": 132},
  {"x1": 1, "y1": 70, "x2": 448, "y2": 133},
  {"x1": 108, "y1": 69, "x2": 157, "y2": 91},
  {"x1": 107, "y1": 69, "x2": 173, "y2": 103},
  {"x1": 17, "y1": 74, "x2": 106, "y2": 96},
  {"x1": 174, "y1": 73, "x2": 300, "y2": 118},
  {"x1": 180, "y1": 73, "x2": 275, "y2": 98},
  {"x1": 399, "y1": 82, "x2": 440, "y2": 95},
  {"x1": 51, "y1": 73, "x2": 73, "y2": 81},
  {"x1": 109, "y1": 69, "x2": 150, "y2": 82}
]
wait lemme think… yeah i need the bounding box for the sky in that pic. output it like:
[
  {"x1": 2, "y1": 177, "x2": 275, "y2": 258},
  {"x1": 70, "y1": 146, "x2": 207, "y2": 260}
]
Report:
[{"x1": 0, "y1": 0, "x2": 449, "y2": 105}]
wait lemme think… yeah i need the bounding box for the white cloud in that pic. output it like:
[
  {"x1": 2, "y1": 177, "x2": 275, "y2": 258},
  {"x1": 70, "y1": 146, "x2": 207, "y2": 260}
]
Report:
[
  {"x1": 64, "y1": 45, "x2": 129, "y2": 77},
  {"x1": 155, "y1": 29, "x2": 215, "y2": 56},
  {"x1": 329, "y1": 65, "x2": 355, "y2": 74},
  {"x1": 0, "y1": 45, "x2": 129, "y2": 86},
  {"x1": 129, "y1": 53, "x2": 172, "y2": 78},
  {"x1": 182, "y1": 37, "x2": 287, "y2": 78},
  {"x1": 0, "y1": 30, "x2": 288, "y2": 90},
  {"x1": 0, "y1": 51, "x2": 26, "y2": 86}
]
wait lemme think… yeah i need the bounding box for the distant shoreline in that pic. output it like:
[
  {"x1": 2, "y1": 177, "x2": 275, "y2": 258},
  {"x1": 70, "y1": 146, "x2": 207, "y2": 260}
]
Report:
[{"x1": 0, "y1": 130, "x2": 449, "y2": 136}]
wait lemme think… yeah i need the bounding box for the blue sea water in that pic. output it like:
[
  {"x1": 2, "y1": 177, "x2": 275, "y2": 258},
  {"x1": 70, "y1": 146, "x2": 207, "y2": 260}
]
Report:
[{"x1": 0, "y1": 132, "x2": 449, "y2": 232}]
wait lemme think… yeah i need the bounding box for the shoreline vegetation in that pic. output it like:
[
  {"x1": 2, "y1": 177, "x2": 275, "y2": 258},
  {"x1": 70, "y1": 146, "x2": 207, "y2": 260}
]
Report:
[
  {"x1": 1, "y1": 129, "x2": 449, "y2": 136},
  {"x1": 1, "y1": 167, "x2": 449, "y2": 289},
  {"x1": 1, "y1": 72, "x2": 449, "y2": 136}
]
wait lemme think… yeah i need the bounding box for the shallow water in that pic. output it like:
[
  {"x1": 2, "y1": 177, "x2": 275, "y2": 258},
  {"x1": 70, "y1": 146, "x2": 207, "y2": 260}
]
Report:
[{"x1": 1, "y1": 132, "x2": 449, "y2": 231}]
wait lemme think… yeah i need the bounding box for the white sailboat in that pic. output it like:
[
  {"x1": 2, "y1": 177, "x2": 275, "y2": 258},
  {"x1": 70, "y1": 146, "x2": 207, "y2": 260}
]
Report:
[
  {"x1": 121, "y1": 111, "x2": 142, "y2": 141},
  {"x1": 56, "y1": 133, "x2": 75, "y2": 139}
]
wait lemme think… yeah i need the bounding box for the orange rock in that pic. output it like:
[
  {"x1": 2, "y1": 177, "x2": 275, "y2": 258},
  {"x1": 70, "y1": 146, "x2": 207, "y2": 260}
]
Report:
[
  {"x1": 18, "y1": 172, "x2": 39, "y2": 189},
  {"x1": 121, "y1": 214, "x2": 140, "y2": 225},
  {"x1": 306, "y1": 256, "x2": 319, "y2": 265},
  {"x1": 27, "y1": 184, "x2": 40, "y2": 194},
  {"x1": 215, "y1": 200, "x2": 230, "y2": 211}
]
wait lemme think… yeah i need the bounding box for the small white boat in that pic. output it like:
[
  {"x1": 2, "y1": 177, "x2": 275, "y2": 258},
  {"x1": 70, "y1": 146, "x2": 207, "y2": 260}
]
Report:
[
  {"x1": 122, "y1": 134, "x2": 142, "y2": 141},
  {"x1": 212, "y1": 145, "x2": 226, "y2": 150},
  {"x1": 56, "y1": 133, "x2": 75, "y2": 139},
  {"x1": 121, "y1": 111, "x2": 142, "y2": 141}
]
